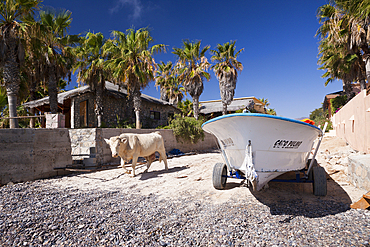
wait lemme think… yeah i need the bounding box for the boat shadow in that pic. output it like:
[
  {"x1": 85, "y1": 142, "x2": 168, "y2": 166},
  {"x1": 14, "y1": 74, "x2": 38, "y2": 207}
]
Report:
[{"x1": 249, "y1": 171, "x2": 352, "y2": 218}]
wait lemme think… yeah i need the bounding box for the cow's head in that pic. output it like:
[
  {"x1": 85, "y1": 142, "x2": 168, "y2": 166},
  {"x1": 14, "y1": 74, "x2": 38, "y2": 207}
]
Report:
[{"x1": 104, "y1": 136, "x2": 128, "y2": 158}]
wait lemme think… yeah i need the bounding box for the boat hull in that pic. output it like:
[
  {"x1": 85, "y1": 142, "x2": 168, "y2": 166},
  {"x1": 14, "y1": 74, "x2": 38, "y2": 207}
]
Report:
[{"x1": 202, "y1": 113, "x2": 322, "y2": 190}]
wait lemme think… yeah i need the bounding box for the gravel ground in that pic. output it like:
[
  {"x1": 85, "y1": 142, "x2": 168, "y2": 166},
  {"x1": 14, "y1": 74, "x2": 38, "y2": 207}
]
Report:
[{"x1": 1, "y1": 136, "x2": 370, "y2": 246}]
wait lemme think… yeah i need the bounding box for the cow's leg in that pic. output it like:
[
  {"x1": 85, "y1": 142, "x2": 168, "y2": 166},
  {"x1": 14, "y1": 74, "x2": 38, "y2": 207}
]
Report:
[
  {"x1": 131, "y1": 155, "x2": 139, "y2": 177},
  {"x1": 159, "y1": 150, "x2": 168, "y2": 170},
  {"x1": 120, "y1": 158, "x2": 130, "y2": 174},
  {"x1": 145, "y1": 157, "x2": 152, "y2": 173}
]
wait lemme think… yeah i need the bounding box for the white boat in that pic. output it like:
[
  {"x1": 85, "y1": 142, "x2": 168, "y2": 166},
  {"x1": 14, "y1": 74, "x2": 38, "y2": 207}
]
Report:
[{"x1": 202, "y1": 113, "x2": 327, "y2": 195}]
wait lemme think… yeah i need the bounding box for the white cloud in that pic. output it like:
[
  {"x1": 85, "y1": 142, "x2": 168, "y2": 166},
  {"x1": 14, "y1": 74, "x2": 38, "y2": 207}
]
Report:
[{"x1": 110, "y1": 0, "x2": 143, "y2": 20}]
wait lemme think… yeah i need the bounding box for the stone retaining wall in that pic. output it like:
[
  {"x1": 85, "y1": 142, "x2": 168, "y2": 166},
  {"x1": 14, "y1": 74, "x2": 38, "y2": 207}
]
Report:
[
  {"x1": 0, "y1": 128, "x2": 218, "y2": 185},
  {"x1": 0, "y1": 129, "x2": 72, "y2": 185},
  {"x1": 69, "y1": 128, "x2": 218, "y2": 166},
  {"x1": 348, "y1": 155, "x2": 370, "y2": 191}
]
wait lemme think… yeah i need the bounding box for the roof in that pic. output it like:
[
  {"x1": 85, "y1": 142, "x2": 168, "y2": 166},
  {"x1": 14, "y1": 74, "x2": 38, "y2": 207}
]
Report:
[
  {"x1": 23, "y1": 81, "x2": 174, "y2": 108},
  {"x1": 199, "y1": 97, "x2": 264, "y2": 114}
]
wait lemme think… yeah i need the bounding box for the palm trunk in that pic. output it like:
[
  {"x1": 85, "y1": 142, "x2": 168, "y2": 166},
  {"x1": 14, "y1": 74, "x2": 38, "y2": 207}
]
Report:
[
  {"x1": 359, "y1": 78, "x2": 367, "y2": 91},
  {"x1": 364, "y1": 56, "x2": 370, "y2": 90},
  {"x1": 219, "y1": 71, "x2": 236, "y2": 116},
  {"x1": 6, "y1": 92, "x2": 19, "y2": 128},
  {"x1": 3, "y1": 40, "x2": 20, "y2": 128},
  {"x1": 222, "y1": 102, "x2": 228, "y2": 115},
  {"x1": 132, "y1": 85, "x2": 141, "y2": 129},
  {"x1": 30, "y1": 108, "x2": 35, "y2": 128},
  {"x1": 48, "y1": 65, "x2": 58, "y2": 114},
  {"x1": 95, "y1": 77, "x2": 105, "y2": 127},
  {"x1": 29, "y1": 74, "x2": 37, "y2": 128},
  {"x1": 160, "y1": 86, "x2": 169, "y2": 102},
  {"x1": 135, "y1": 110, "x2": 140, "y2": 129},
  {"x1": 342, "y1": 79, "x2": 352, "y2": 102},
  {"x1": 193, "y1": 96, "x2": 199, "y2": 120}
]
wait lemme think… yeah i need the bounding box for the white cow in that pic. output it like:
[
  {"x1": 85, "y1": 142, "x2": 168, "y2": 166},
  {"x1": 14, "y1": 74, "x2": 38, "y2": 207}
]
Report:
[{"x1": 104, "y1": 131, "x2": 168, "y2": 176}]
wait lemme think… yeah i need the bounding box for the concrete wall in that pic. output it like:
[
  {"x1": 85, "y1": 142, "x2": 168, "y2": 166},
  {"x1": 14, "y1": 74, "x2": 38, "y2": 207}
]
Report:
[
  {"x1": 68, "y1": 128, "x2": 218, "y2": 166},
  {"x1": 332, "y1": 90, "x2": 370, "y2": 153},
  {"x1": 348, "y1": 155, "x2": 370, "y2": 191},
  {"x1": 0, "y1": 129, "x2": 72, "y2": 185},
  {"x1": 0, "y1": 128, "x2": 217, "y2": 184}
]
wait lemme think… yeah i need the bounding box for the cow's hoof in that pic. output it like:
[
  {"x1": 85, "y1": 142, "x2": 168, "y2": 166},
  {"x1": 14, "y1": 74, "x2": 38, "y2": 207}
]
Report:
[
  {"x1": 143, "y1": 169, "x2": 148, "y2": 173},
  {"x1": 124, "y1": 170, "x2": 131, "y2": 174}
]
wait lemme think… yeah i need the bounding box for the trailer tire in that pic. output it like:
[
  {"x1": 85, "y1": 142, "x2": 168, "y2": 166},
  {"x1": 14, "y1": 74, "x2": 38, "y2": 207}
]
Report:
[
  {"x1": 213, "y1": 163, "x2": 227, "y2": 190},
  {"x1": 313, "y1": 166, "x2": 327, "y2": 196},
  {"x1": 307, "y1": 159, "x2": 318, "y2": 181}
]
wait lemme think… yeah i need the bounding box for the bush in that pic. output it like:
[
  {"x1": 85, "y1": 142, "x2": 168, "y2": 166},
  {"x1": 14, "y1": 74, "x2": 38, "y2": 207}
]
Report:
[
  {"x1": 330, "y1": 95, "x2": 347, "y2": 116},
  {"x1": 309, "y1": 107, "x2": 332, "y2": 132},
  {"x1": 169, "y1": 114, "x2": 205, "y2": 144}
]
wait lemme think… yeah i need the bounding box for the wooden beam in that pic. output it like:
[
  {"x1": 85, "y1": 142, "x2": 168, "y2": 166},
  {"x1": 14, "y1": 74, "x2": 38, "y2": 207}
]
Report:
[
  {"x1": 350, "y1": 192, "x2": 370, "y2": 210},
  {"x1": 0, "y1": 115, "x2": 45, "y2": 120}
]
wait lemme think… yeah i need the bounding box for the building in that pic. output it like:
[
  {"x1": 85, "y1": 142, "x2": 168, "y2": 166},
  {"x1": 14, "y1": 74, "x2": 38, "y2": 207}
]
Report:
[
  {"x1": 199, "y1": 97, "x2": 266, "y2": 118},
  {"x1": 23, "y1": 82, "x2": 180, "y2": 129},
  {"x1": 323, "y1": 91, "x2": 342, "y2": 118}
]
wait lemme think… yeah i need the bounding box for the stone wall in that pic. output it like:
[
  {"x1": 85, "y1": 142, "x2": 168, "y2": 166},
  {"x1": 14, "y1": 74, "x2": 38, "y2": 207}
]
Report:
[
  {"x1": 0, "y1": 128, "x2": 217, "y2": 185},
  {"x1": 0, "y1": 129, "x2": 72, "y2": 185},
  {"x1": 348, "y1": 155, "x2": 370, "y2": 191},
  {"x1": 68, "y1": 128, "x2": 218, "y2": 166},
  {"x1": 71, "y1": 92, "x2": 96, "y2": 128},
  {"x1": 70, "y1": 91, "x2": 179, "y2": 129},
  {"x1": 140, "y1": 101, "x2": 178, "y2": 128}
]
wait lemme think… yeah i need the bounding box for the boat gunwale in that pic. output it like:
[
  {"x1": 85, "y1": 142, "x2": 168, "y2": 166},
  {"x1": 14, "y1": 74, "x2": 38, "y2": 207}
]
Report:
[{"x1": 202, "y1": 113, "x2": 322, "y2": 133}]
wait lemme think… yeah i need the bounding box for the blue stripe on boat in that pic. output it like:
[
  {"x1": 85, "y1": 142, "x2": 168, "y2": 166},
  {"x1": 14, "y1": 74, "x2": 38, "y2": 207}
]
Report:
[{"x1": 202, "y1": 113, "x2": 322, "y2": 132}]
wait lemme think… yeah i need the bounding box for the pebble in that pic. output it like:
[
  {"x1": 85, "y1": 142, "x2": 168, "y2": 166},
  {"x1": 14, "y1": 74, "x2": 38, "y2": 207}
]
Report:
[{"x1": 0, "y1": 179, "x2": 369, "y2": 246}]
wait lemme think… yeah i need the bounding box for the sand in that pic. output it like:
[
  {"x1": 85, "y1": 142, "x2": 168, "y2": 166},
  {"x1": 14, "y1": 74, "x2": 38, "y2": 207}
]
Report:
[{"x1": 47, "y1": 135, "x2": 368, "y2": 208}]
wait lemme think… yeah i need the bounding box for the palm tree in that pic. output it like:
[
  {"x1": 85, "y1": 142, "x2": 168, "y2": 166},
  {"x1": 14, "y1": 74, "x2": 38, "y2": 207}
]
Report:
[
  {"x1": 0, "y1": 0, "x2": 40, "y2": 128},
  {"x1": 317, "y1": 1, "x2": 370, "y2": 100},
  {"x1": 173, "y1": 40, "x2": 210, "y2": 120},
  {"x1": 258, "y1": 98, "x2": 277, "y2": 115},
  {"x1": 317, "y1": 3, "x2": 358, "y2": 100},
  {"x1": 210, "y1": 41, "x2": 243, "y2": 115},
  {"x1": 177, "y1": 98, "x2": 193, "y2": 117},
  {"x1": 155, "y1": 61, "x2": 185, "y2": 105},
  {"x1": 37, "y1": 9, "x2": 79, "y2": 114},
  {"x1": 155, "y1": 61, "x2": 172, "y2": 102},
  {"x1": 104, "y1": 28, "x2": 166, "y2": 129},
  {"x1": 167, "y1": 76, "x2": 185, "y2": 106},
  {"x1": 73, "y1": 32, "x2": 109, "y2": 127}
]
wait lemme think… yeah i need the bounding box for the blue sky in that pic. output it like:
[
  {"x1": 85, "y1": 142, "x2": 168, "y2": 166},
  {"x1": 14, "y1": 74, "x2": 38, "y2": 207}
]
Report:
[{"x1": 42, "y1": 0, "x2": 339, "y2": 119}]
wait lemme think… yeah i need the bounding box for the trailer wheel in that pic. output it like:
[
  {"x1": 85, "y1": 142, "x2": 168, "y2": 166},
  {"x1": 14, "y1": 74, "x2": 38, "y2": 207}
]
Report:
[
  {"x1": 313, "y1": 166, "x2": 327, "y2": 196},
  {"x1": 213, "y1": 163, "x2": 227, "y2": 190},
  {"x1": 307, "y1": 159, "x2": 318, "y2": 181}
]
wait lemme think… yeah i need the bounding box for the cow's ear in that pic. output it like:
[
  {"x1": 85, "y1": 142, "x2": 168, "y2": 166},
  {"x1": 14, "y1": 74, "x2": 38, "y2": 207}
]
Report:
[
  {"x1": 120, "y1": 137, "x2": 127, "y2": 144},
  {"x1": 104, "y1": 138, "x2": 110, "y2": 144}
]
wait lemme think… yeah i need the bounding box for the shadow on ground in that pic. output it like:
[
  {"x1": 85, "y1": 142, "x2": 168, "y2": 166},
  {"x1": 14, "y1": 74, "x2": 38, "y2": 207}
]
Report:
[
  {"x1": 139, "y1": 166, "x2": 189, "y2": 181},
  {"x1": 249, "y1": 171, "x2": 352, "y2": 218}
]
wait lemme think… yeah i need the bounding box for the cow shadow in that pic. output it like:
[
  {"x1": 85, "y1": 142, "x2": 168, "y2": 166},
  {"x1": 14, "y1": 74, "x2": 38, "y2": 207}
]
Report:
[
  {"x1": 139, "y1": 165, "x2": 189, "y2": 181},
  {"x1": 248, "y1": 171, "x2": 353, "y2": 218}
]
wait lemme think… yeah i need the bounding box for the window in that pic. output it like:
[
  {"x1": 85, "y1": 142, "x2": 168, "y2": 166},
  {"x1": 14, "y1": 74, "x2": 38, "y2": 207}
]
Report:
[
  {"x1": 150, "y1": 111, "x2": 160, "y2": 120},
  {"x1": 80, "y1": 100, "x2": 88, "y2": 127}
]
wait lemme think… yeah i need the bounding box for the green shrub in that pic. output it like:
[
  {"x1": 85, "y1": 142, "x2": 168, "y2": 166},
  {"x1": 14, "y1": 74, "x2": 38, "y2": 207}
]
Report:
[
  {"x1": 169, "y1": 114, "x2": 205, "y2": 144},
  {"x1": 330, "y1": 95, "x2": 347, "y2": 116},
  {"x1": 116, "y1": 115, "x2": 135, "y2": 129},
  {"x1": 309, "y1": 107, "x2": 332, "y2": 132},
  {"x1": 156, "y1": 125, "x2": 171, "y2": 129}
]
